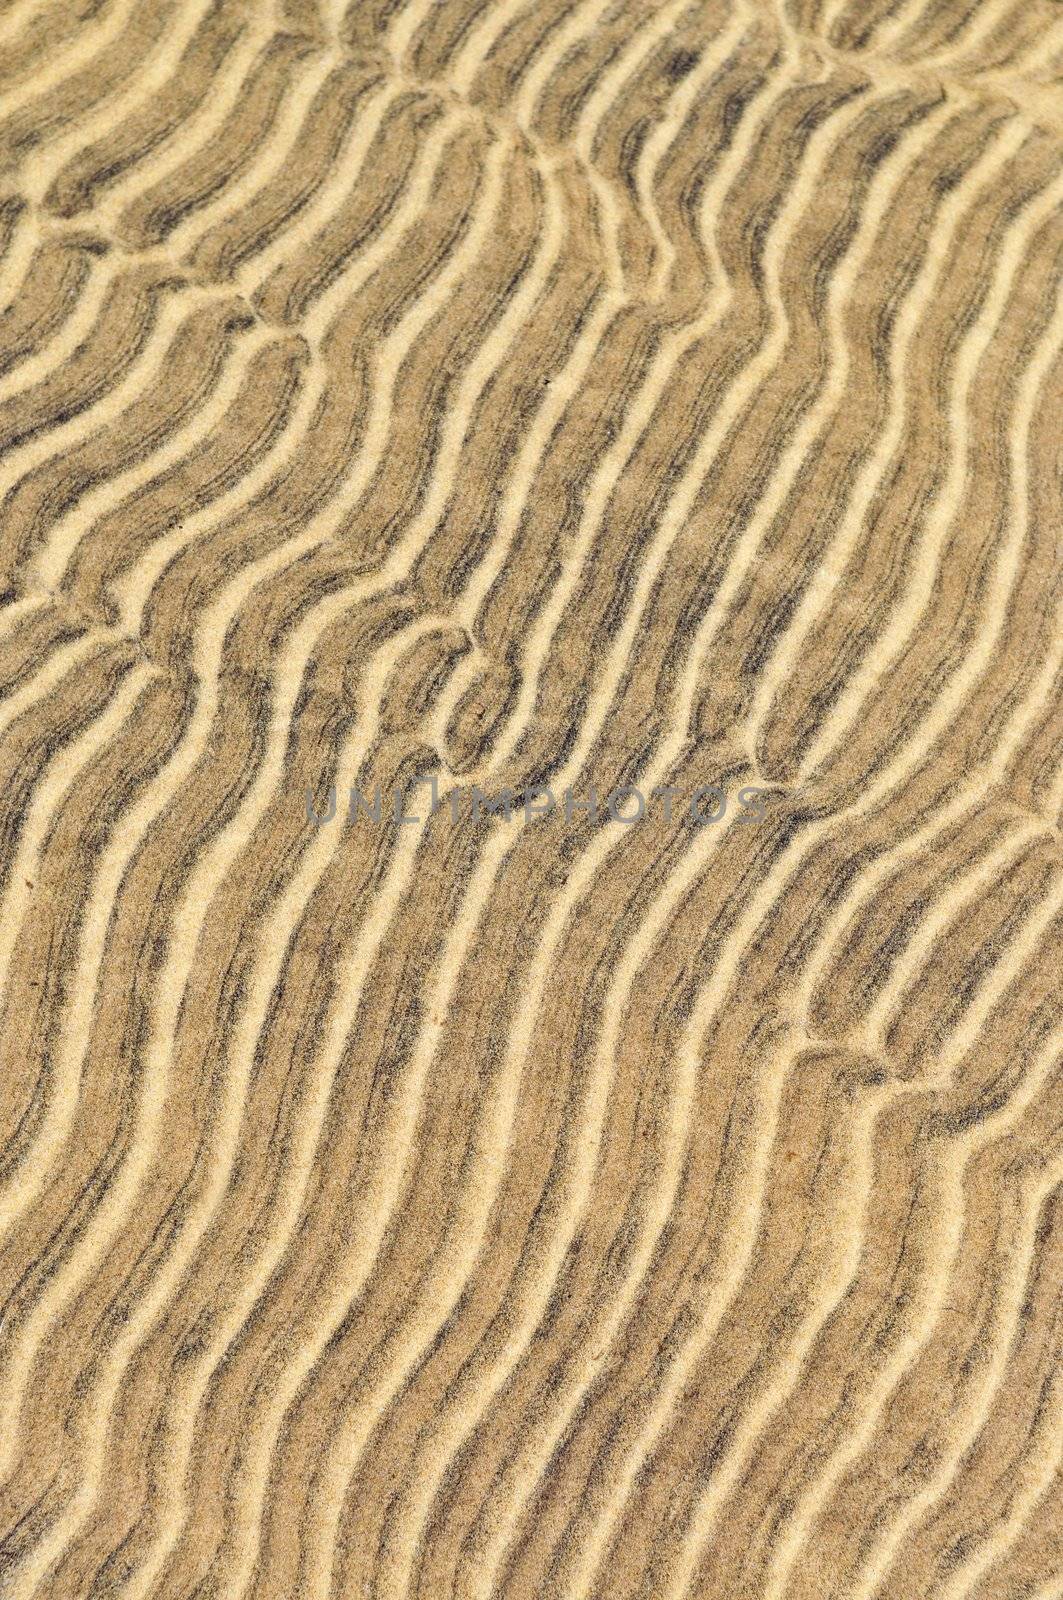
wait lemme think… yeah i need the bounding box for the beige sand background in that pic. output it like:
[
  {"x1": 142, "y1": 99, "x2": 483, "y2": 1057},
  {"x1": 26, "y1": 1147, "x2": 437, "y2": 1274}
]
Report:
[{"x1": 0, "y1": 0, "x2": 1061, "y2": 1595}]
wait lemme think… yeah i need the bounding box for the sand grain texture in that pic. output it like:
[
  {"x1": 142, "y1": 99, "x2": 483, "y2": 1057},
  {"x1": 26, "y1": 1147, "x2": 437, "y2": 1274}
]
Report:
[{"x1": 0, "y1": 0, "x2": 1061, "y2": 1596}]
